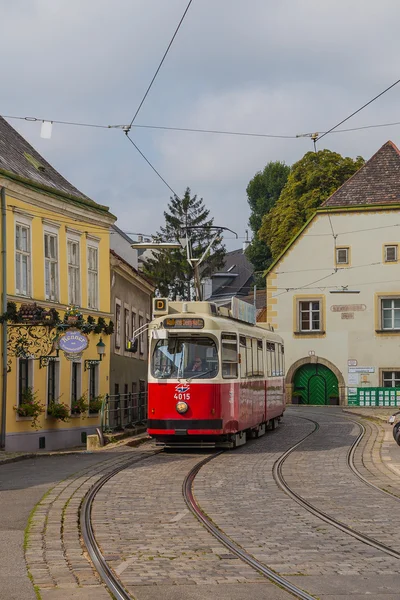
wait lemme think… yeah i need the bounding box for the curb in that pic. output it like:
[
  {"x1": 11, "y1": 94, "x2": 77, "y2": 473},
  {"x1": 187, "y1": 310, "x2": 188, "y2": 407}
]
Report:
[{"x1": 0, "y1": 432, "x2": 151, "y2": 466}]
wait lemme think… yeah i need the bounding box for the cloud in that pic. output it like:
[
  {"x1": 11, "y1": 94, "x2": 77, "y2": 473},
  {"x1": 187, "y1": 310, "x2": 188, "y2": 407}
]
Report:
[{"x1": 2, "y1": 0, "x2": 400, "y2": 250}]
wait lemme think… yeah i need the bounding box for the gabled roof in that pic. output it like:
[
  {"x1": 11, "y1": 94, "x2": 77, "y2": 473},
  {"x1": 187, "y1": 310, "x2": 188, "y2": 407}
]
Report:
[
  {"x1": 322, "y1": 141, "x2": 400, "y2": 208},
  {"x1": 0, "y1": 116, "x2": 111, "y2": 214},
  {"x1": 208, "y1": 248, "x2": 254, "y2": 301}
]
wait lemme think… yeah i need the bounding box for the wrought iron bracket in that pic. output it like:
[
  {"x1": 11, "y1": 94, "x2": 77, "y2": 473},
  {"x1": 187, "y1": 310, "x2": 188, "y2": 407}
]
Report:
[
  {"x1": 39, "y1": 350, "x2": 60, "y2": 369},
  {"x1": 84, "y1": 359, "x2": 100, "y2": 371}
]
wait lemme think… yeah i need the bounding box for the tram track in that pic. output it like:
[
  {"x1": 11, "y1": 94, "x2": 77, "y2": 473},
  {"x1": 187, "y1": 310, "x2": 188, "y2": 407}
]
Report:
[
  {"x1": 273, "y1": 414, "x2": 400, "y2": 561},
  {"x1": 80, "y1": 412, "x2": 400, "y2": 600}
]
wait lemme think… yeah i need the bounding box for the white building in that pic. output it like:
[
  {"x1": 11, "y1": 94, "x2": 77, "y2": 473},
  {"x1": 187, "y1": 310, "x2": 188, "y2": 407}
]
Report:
[{"x1": 266, "y1": 141, "x2": 400, "y2": 407}]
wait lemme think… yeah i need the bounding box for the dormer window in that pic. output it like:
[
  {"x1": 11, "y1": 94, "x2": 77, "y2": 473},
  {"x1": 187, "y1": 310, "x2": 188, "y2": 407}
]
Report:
[
  {"x1": 336, "y1": 247, "x2": 349, "y2": 265},
  {"x1": 384, "y1": 245, "x2": 398, "y2": 263}
]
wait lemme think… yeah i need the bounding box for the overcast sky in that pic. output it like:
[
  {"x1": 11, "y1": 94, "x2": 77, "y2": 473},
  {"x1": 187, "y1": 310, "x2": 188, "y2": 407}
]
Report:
[{"x1": 2, "y1": 0, "x2": 400, "y2": 249}]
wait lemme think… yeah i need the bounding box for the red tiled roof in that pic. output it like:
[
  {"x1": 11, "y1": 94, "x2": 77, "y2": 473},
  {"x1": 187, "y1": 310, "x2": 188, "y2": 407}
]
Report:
[{"x1": 322, "y1": 141, "x2": 400, "y2": 208}]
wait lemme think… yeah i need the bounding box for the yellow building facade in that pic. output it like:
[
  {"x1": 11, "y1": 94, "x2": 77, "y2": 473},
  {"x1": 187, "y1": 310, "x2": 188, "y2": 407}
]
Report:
[{"x1": 0, "y1": 117, "x2": 116, "y2": 451}]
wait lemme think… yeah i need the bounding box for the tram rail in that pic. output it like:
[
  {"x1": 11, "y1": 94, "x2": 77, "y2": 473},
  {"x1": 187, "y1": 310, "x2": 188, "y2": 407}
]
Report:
[{"x1": 80, "y1": 411, "x2": 400, "y2": 600}]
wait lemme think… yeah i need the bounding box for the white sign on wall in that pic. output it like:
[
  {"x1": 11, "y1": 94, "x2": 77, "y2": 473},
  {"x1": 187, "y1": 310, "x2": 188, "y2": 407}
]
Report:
[
  {"x1": 348, "y1": 367, "x2": 375, "y2": 374},
  {"x1": 348, "y1": 372, "x2": 359, "y2": 385}
]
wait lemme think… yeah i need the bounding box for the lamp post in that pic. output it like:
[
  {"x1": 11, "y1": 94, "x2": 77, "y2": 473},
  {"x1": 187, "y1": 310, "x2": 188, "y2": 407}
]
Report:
[{"x1": 96, "y1": 338, "x2": 106, "y2": 361}]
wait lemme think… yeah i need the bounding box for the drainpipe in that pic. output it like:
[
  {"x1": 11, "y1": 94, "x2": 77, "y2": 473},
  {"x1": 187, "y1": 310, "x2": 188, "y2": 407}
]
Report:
[{"x1": 0, "y1": 187, "x2": 7, "y2": 450}]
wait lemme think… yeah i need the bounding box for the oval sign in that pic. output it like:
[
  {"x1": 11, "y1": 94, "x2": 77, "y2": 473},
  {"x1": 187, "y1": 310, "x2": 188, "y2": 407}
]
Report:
[{"x1": 59, "y1": 329, "x2": 88, "y2": 354}]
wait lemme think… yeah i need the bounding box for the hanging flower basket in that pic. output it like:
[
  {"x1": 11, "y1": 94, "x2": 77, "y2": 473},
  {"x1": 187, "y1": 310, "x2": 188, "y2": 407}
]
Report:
[
  {"x1": 71, "y1": 394, "x2": 89, "y2": 415},
  {"x1": 14, "y1": 387, "x2": 44, "y2": 429},
  {"x1": 47, "y1": 401, "x2": 70, "y2": 422}
]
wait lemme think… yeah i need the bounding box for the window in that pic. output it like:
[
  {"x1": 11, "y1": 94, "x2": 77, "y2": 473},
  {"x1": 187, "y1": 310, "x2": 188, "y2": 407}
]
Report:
[
  {"x1": 115, "y1": 303, "x2": 121, "y2": 348},
  {"x1": 89, "y1": 364, "x2": 99, "y2": 401},
  {"x1": 336, "y1": 247, "x2": 349, "y2": 265},
  {"x1": 87, "y1": 246, "x2": 98, "y2": 309},
  {"x1": 221, "y1": 333, "x2": 238, "y2": 379},
  {"x1": 151, "y1": 337, "x2": 218, "y2": 379},
  {"x1": 257, "y1": 340, "x2": 264, "y2": 376},
  {"x1": 239, "y1": 335, "x2": 246, "y2": 378},
  {"x1": 124, "y1": 308, "x2": 130, "y2": 350},
  {"x1": 266, "y1": 342, "x2": 275, "y2": 377},
  {"x1": 246, "y1": 338, "x2": 253, "y2": 377},
  {"x1": 131, "y1": 312, "x2": 137, "y2": 353},
  {"x1": 382, "y1": 371, "x2": 400, "y2": 387},
  {"x1": 16, "y1": 223, "x2": 31, "y2": 296},
  {"x1": 47, "y1": 361, "x2": 59, "y2": 405},
  {"x1": 299, "y1": 300, "x2": 321, "y2": 332},
  {"x1": 67, "y1": 240, "x2": 80, "y2": 305},
  {"x1": 71, "y1": 362, "x2": 81, "y2": 410},
  {"x1": 44, "y1": 232, "x2": 58, "y2": 301},
  {"x1": 18, "y1": 359, "x2": 30, "y2": 405},
  {"x1": 381, "y1": 298, "x2": 400, "y2": 330},
  {"x1": 385, "y1": 245, "x2": 398, "y2": 263},
  {"x1": 139, "y1": 315, "x2": 144, "y2": 355}
]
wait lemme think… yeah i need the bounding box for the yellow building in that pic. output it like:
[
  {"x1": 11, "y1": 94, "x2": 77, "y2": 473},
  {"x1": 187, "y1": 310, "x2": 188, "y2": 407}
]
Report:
[{"x1": 0, "y1": 117, "x2": 116, "y2": 451}]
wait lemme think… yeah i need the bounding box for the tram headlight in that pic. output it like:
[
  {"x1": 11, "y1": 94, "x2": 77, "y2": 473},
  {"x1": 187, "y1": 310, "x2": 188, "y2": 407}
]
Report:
[{"x1": 176, "y1": 401, "x2": 189, "y2": 414}]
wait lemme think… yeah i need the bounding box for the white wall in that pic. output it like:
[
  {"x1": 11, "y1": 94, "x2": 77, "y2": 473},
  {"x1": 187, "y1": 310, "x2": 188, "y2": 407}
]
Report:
[{"x1": 268, "y1": 209, "x2": 400, "y2": 391}]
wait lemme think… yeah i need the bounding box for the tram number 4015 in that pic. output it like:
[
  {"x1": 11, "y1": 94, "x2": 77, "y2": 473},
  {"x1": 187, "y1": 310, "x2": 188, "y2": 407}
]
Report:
[{"x1": 174, "y1": 393, "x2": 190, "y2": 401}]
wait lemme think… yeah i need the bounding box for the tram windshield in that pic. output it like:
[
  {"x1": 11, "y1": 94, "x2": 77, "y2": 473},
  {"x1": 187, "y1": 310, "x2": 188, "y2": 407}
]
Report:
[{"x1": 151, "y1": 337, "x2": 218, "y2": 379}]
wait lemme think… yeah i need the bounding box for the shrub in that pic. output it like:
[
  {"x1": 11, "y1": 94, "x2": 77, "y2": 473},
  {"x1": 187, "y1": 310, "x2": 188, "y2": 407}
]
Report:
[
  {"x1": 89, "y1": 395, "x2": 104, "y2": 414},
  {"x1": 14, "y1": 387, "x2": 44, "y2": 429},
  {"x1": 71, "y1": 394, "x2": 89, "y2": 415},
  {"x1": 47, "y1": 401, "x2": 70, "y2": 422}
]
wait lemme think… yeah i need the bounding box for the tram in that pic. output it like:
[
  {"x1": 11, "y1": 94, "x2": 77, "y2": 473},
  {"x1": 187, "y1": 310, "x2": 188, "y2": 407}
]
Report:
[{"x1": 147, "y1": 297, "x2": 285, "y2": 448}]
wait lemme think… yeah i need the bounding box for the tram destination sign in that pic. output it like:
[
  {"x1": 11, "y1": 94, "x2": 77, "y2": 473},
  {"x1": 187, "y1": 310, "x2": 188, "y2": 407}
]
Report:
[{"x1": 164, "y1": 318, "x2": 204, "y2": 329}]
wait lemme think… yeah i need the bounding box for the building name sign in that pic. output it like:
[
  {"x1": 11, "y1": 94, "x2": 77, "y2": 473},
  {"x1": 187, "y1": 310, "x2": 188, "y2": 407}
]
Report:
[
  {"x1": 341, "y1": 312, "x2": 354, "y2": 319},
  {"x1": 348, "y1": 367, "x2": 375, "y2": 374},
  {"x1": 331, "y1": 304, "x2": 366, "y2": 312},
  {"x1": 59, "y1": 330, "x2": 88, "y2": 354}
]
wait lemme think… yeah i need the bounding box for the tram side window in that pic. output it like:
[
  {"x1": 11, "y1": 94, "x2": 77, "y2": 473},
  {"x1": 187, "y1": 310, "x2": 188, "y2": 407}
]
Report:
[
  {"x1": 277, "y1": 344, "x2": 282, "y2": 376},
  {"x1": 239, "y1": 335, "x2": 246, "y2": 378},
  {"x1": 246, "y1": 338, "x2": 253, "y2": 377},
  {"x1": 266, "y1": 342, "x2": 275, "y2": 377},
  {"x1": 281, "y1": 345, "x2": 285, "y2": 375},
  {"x1": 257, "y1": 340, "x2": 264, "y2": 376},
  {"x1": 222, "y1": 333, "x2": 238, "y2": 379}
]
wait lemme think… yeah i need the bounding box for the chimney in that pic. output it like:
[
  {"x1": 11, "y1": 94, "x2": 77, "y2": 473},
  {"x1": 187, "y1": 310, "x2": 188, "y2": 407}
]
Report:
[{"x1": 243, "y1": 229, "x2": 250, "y2": 253}]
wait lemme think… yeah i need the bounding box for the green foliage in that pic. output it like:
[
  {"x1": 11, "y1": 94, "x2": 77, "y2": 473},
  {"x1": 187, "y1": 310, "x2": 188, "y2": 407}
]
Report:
[
  {"x1": 245, "y1": 162, "x2": 290, "y2": 286},
  {"x1": 89, "y1": 395, "x2": 104, "y2": 413},
  {"x1": 143, "y1": 187, "x2": 225, "y2": 299},
  {"x1": 259, "y1": 150, "x2": 364, "y2": 259},
  {"x1": 14, "y1": 387, "x2": 44, "y2": 429},
  {"x1": 47, "y1": 401, "x2": 70, "y2": 421},
  {"x1": 71, "y1": 394, "x2": 89, "y2": 415}
]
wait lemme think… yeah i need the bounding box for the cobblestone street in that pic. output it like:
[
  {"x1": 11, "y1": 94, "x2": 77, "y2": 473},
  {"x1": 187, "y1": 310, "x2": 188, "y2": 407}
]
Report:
[{"x1": 2, "y1": 407, "x2": 400, "y2": 599}]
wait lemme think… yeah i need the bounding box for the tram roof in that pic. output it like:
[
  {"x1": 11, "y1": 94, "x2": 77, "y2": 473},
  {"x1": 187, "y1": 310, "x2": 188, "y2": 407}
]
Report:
[{"x1": 150, "y1": 300, "x2": 283, "y2": 342}]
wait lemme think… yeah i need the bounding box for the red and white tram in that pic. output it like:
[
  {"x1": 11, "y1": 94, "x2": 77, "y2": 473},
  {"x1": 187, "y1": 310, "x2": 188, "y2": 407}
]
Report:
[{"x1": 147, "y1": 298, "x2": 285, "y2": 448}]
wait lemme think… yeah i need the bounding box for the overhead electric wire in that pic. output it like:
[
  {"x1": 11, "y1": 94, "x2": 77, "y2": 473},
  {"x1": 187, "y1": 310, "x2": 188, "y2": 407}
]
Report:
[
  {"x1": 4, "y1": 113, "x2": 400, "y2": 140},
  {"x1": 127, "y1": 0, "x2": 194, "y2": 128},
  {"x1": 125, "y1": 134, "x2": 181, "y2": 198},
  {"x1": 316, "y1": 78, "x2": 400, "y2": 142}
]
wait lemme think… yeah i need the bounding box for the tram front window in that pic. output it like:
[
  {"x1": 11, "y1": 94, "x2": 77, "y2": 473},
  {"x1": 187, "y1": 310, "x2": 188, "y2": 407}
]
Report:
[{"x1": 152, "y1": 337, "x2": 218, "y2": 379}]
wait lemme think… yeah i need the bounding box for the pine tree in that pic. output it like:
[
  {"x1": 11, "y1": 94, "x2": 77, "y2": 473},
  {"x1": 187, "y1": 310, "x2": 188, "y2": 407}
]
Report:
[{"x1": 143, "y1": 188, "x2": 225, "y2": 300}]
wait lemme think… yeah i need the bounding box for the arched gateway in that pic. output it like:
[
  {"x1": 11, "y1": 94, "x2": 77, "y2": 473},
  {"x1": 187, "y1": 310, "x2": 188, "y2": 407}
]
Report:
[{"x1": 286, "y1": 357, "x2": 346, "y2": 406}]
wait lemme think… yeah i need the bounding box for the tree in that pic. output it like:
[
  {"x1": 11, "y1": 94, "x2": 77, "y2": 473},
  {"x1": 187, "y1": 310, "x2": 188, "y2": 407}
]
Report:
[
  {"x1": 259, "y1": 149, "x2": 364, "y2": 259},
  {"x1": 245, "y1": 161, "x2": 290, "y2": 285},
  {"x1": 143, "y1": 188, "x2": 225, "y2": 300}
]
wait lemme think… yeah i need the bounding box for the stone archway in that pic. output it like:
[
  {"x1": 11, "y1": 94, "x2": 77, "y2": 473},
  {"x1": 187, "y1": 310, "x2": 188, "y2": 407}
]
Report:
[{"x1": 285, "y1": 355, "x2": 346, "y2": 406}]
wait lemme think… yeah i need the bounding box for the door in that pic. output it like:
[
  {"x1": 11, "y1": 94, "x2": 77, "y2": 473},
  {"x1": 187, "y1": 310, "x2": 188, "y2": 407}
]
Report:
[{"x1": 293, "y1": 363, "x2": 338, "y2": 405}]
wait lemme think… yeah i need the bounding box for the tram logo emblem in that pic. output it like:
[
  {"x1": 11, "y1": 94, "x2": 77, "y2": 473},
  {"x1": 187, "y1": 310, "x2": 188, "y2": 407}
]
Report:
[{"x1": 176, "y1": 384, "x2": 190, "y2": 394}]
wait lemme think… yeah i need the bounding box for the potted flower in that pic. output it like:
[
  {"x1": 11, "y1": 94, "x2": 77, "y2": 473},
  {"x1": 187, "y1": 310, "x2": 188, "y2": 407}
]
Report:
[
  {"x1": 47, "y1": 400, "x2": 70, "y2": 421},
  {"x1": 14, "y1": 387, "x2": 44, "y2": 429},
  {"x1": 71, "y1": 394, "x2": 89, "y2": 416},
  {"x1": 89, "y1": 395, "x2": 104, "y2": 414},
  {"x1": 64, "y1": 306, "x2": 82, "y2": 326}
]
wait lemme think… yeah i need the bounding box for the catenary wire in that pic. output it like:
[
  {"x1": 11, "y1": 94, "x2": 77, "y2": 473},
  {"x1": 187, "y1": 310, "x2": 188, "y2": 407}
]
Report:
[
  {"x1": 127, "y1": 0, "x2": 194, "y2": 128},
  {"x1": 125, "y1": 134, "x2": 181, "y2": 198},
  {"x1": 316, "y1": 78, "x2": 400, "y2": 142},
  {"x1": 4, "y1": 113, "x2": 400, "y2": 140}
]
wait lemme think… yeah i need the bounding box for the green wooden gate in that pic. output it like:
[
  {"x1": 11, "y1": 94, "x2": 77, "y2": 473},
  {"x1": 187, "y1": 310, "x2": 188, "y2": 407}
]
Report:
[{"x1": 293, "y1": 363, "x2": 339, "y2": 405}]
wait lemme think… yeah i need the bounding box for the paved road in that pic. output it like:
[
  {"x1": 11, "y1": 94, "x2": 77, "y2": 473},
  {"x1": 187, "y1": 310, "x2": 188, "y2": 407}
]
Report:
[
  {"x1": 3, "y1": 407, "x2": 400, "y2": 600},
  {"x1": 0, "y1": 451, "x2": 134, "y2": 600}
]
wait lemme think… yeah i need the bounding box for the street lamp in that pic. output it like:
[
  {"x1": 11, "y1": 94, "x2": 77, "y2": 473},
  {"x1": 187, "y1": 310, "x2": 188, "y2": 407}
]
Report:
[{"x1": 96, "y1": 338, "x2": 106, "y2": 361}]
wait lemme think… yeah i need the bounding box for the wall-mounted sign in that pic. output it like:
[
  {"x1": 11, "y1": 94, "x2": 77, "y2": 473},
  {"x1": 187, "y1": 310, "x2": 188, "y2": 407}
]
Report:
[
  {"x1": 341, "y1": 312, "x2": 354, "y2": 319},
  {"x1": 348, "y1": 359, "x2": 358, "y2": 366},
  {"x1": 331, "y1": 304, "x2": 366, "y2": 312},
  {"x1": 348, "y1": 372, "x2": 359, "y2": 385},
  {"x1": 348, "y1": 366, "x2": 374, "y2": 374},
  {"x1": 58, "y1": 329, "x2": 88, "y2": 360}
]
